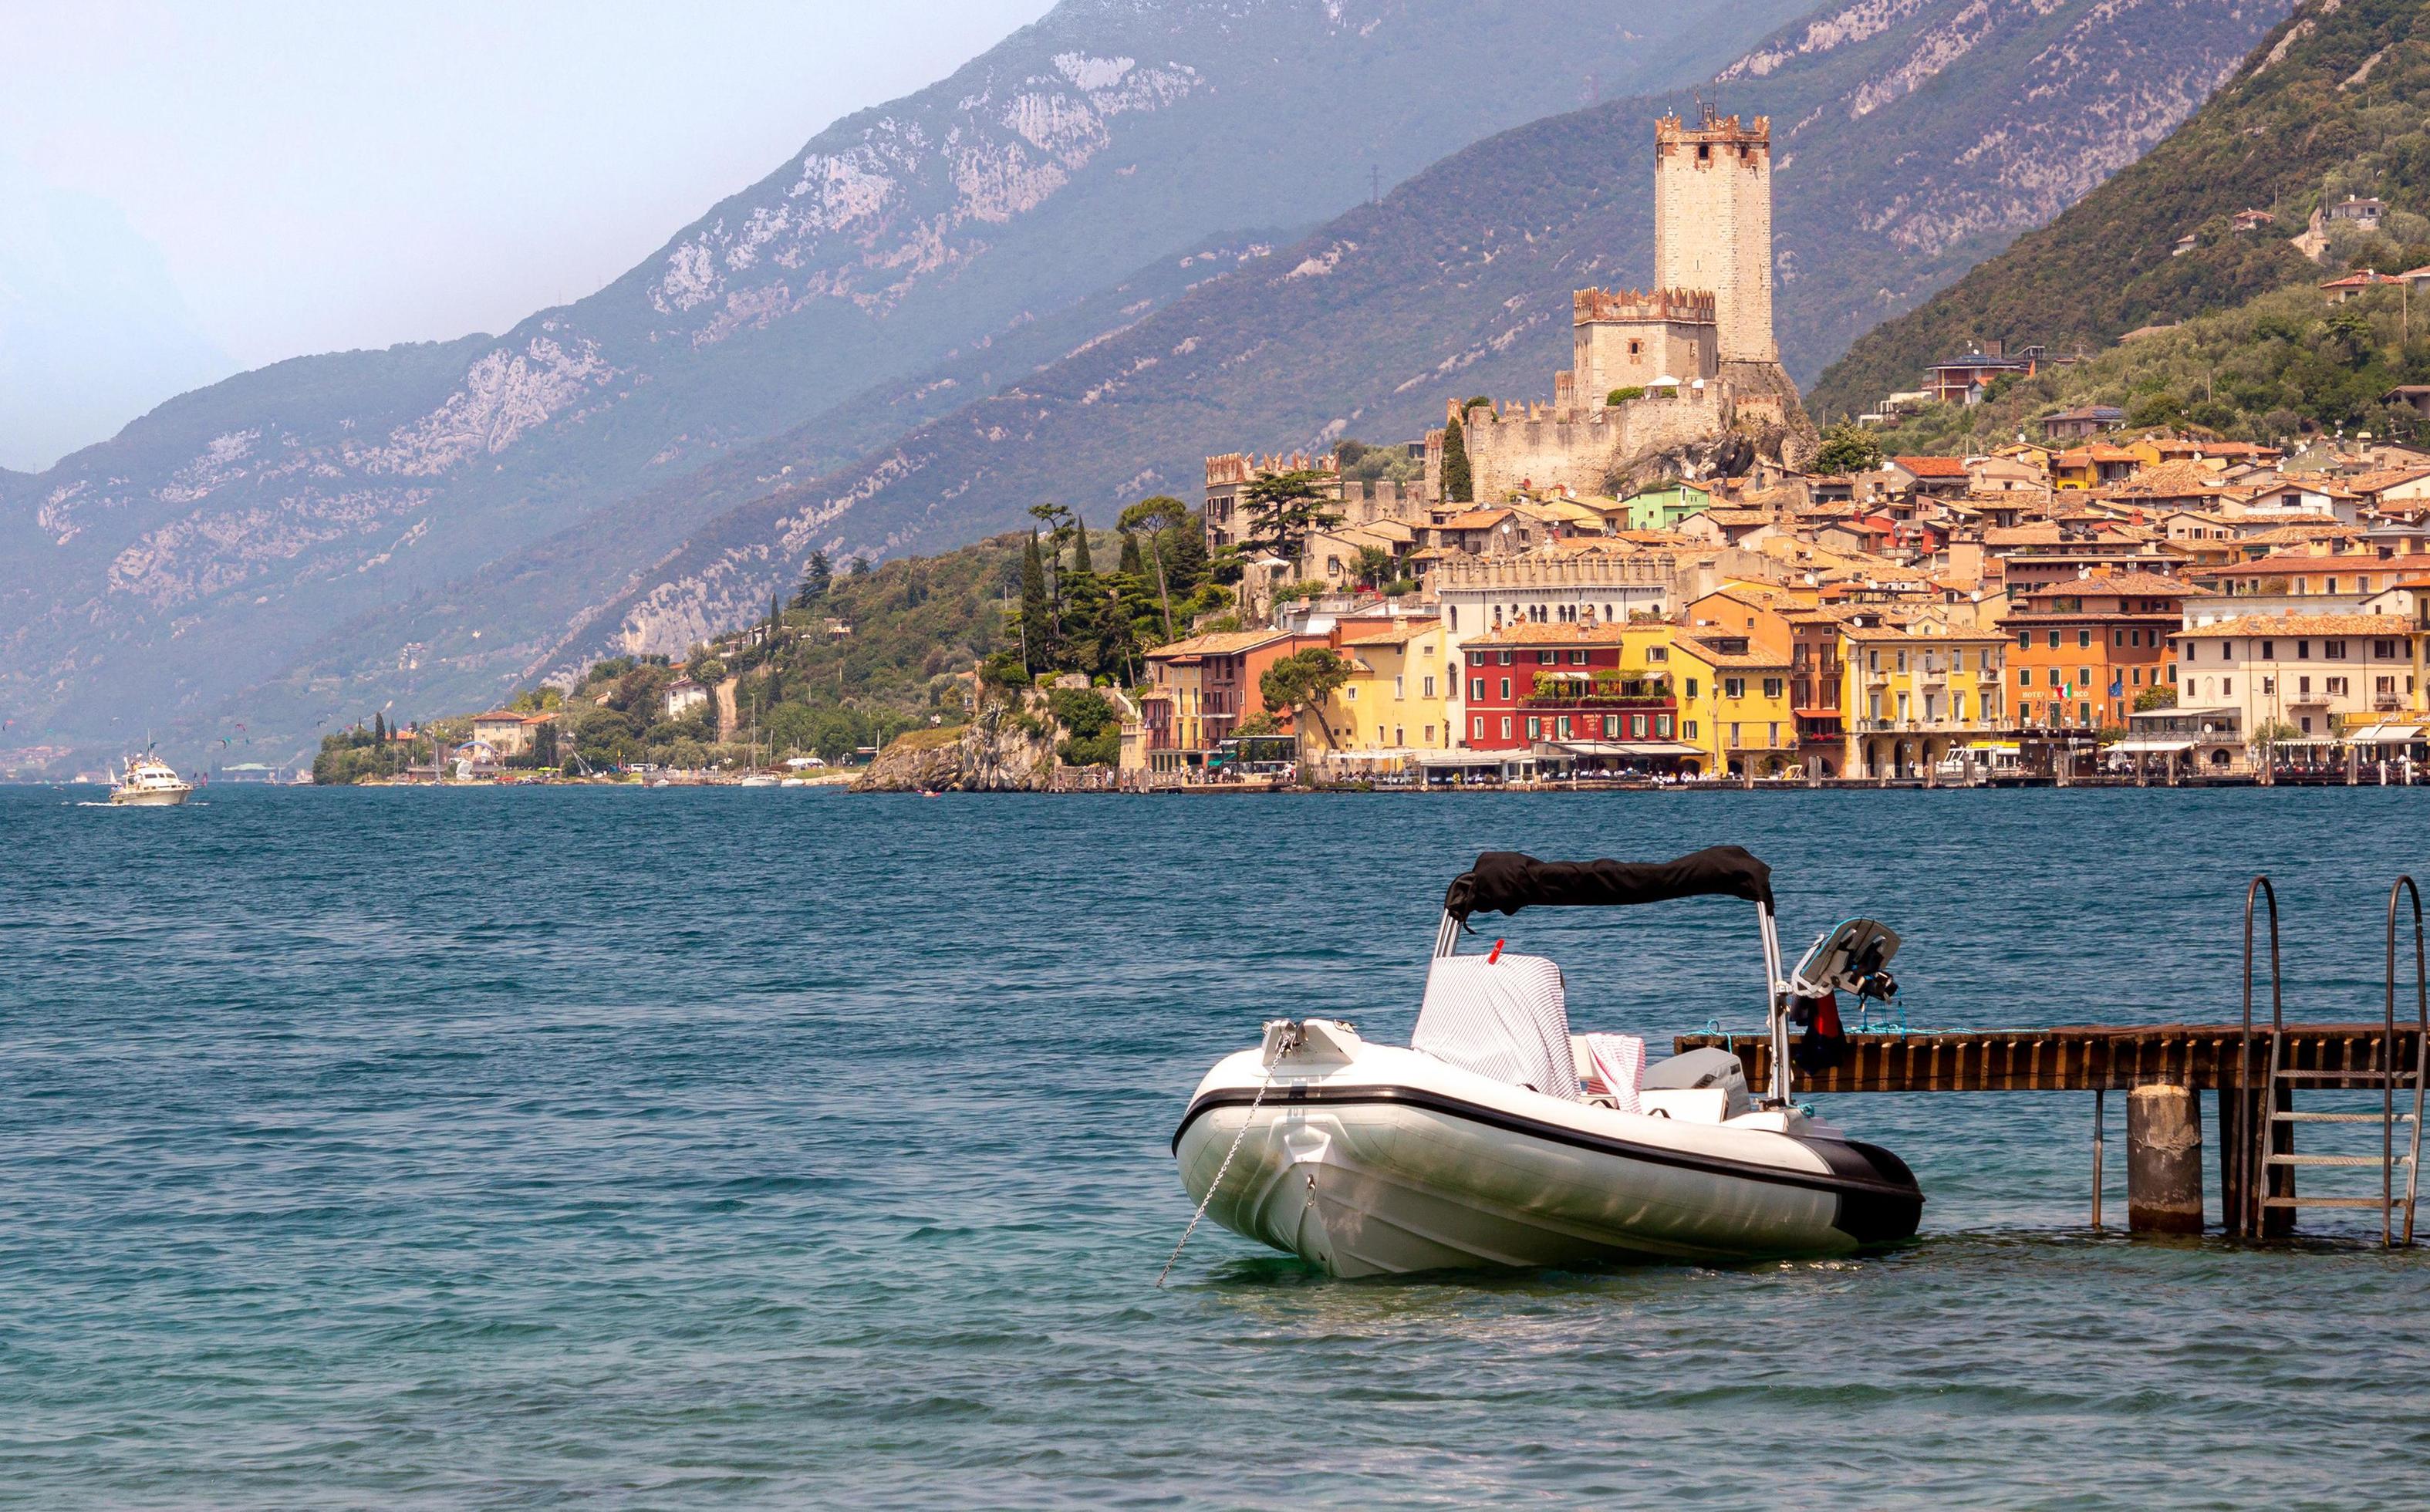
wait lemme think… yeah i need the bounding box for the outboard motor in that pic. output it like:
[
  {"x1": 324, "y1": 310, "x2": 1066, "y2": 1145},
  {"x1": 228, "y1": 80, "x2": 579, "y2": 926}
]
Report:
[{"x1": 1643, "y1": 1046, "x2": 1752, "y2": 1117}]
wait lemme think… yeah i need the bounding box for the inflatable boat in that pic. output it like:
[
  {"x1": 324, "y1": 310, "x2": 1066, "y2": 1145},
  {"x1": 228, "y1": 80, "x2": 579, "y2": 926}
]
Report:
[{"x1": 1169, "y1": 846, "x2": 1922, "y2": 1277}]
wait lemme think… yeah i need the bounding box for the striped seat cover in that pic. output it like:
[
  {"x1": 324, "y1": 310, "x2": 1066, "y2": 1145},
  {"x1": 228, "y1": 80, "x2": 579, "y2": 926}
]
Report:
[{"x1": 1412, "y1": 953, "x2": 1577, "y2": 1100}]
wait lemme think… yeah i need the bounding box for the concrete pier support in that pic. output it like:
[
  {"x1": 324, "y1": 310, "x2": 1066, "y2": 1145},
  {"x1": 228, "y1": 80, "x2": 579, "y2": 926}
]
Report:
[{"x1": 2127, "y1": 1084, "x2": 2204, "y2": 1234}]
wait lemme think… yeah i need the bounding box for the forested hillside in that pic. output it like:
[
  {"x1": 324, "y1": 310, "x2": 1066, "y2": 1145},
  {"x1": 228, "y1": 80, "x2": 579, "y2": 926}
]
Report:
[{"x1": 1810, "y1": 0, "x2": 2430, "y2": 419}]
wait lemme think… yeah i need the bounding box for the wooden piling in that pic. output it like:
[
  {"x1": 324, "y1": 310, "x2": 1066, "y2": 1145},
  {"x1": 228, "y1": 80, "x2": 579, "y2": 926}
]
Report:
[{"x1": 2127, "y1": 1084, "x2": 2204, "y2": 1234}]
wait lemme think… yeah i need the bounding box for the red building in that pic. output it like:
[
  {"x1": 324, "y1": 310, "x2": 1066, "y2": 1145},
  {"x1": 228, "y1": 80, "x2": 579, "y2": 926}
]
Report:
[{"x1": 1460, "y1": 623, "x2": 1679, "y2": 751}]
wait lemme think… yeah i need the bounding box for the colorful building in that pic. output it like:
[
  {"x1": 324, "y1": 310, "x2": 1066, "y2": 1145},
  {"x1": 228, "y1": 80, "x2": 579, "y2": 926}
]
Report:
[
  {"x1": 2172, "y1": 613, "x2": 2422, "y2": 744},
  {"x1": 1304, "y1": 617, "x2": 1454, "y2": 761},
  {"x1": 1457, "y1": 622, "x2": 1690, "y2": 771},
  {"x1": 2002, "y1": 570, "x2": 2202, "y2": 731},
  {"x1": 1670, "y1": 631, "x2": 1796, "y2": 775},
  {"x1": 1836, "y1": 609, "x2": 2010, "y2": 777},
  {"x1": 1140, "y1": 630, "x2": 1322, "y2": 759}
]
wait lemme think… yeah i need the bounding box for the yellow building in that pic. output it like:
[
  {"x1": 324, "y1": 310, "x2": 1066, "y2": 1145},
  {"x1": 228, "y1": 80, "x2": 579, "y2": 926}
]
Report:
[
  {"x1": 1837, "y1": 608, "x2": 2009, "y2": 778},
  {"x1": 1308, "y1": 617, "x2": 1455, "y2": 765},
  {"x1": 1671, "y1": 631, "x2": 1796, "y2": 775}
]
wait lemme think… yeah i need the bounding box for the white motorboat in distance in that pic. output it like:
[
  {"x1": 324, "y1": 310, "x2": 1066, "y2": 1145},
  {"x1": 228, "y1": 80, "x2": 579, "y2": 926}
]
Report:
[
  {"x1": 1171, "y1": 846, "x2": 1922, "y2": 1277},
  {"x1": 108, "y1": 755, "x2": 194, "y2": 806}
]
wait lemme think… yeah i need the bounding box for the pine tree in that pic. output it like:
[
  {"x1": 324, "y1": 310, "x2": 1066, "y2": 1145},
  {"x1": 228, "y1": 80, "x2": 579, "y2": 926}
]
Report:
[
  {"x1": 1020, "y1": 529, "x2": 1052, "y2": 673},
  {"x1": 793, "y1": 550, "x2": 832, "y2": 608},
  {"x1": 1165, "y1": 510, "x2": 1209, "y2": 594},
  {"x1": 1440, "y1": 413, "x2": 1473, "y2": 504}
]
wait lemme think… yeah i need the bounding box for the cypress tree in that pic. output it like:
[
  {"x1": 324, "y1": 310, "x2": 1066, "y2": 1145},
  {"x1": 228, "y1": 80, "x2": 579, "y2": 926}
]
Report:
[
  {"x1": 1020, "y1": 530, "x2": 1052, "y2": 673},
  {"x1": 1440, "y1": 413, "x2": 1473, "y2": 504},
  {"x1": 1071, "y1": 514, "x2": 1093, "y2": 574},
  {"x1": 1118, "y1": 532, "x2": 1144, "y2": 576}
]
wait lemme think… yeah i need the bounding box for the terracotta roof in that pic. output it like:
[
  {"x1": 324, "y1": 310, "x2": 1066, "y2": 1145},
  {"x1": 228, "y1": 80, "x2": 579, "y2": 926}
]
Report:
[
  {"x1": 1438, "y1": 508, "x2": 1515, "y2": 531},
  {"x1": 1146, "y1": 630, "x2": 1295, "y2": 658},
  {"x1": 1463, "y1": 621, "x2": 1645, "y2": 647},
  {"x1": 2018, "y1": 570, "x2": 2210, "y2": 599},
  {"x1": 1672, "y1": 636, "x2": 1792, "y2": 669},
  {"x1": 1892, "y1": 455, "x2": 1970, "y2": 478},
  {"x1": 1985, "y1": 524, "x2": 2064, "y2": 547},
  {"x1": 2175, "y1": 613, "x2": 2417, "y2": 638},
  {"x1": 1337, "y1": 619, "x2": 1440, "y2": 647}
]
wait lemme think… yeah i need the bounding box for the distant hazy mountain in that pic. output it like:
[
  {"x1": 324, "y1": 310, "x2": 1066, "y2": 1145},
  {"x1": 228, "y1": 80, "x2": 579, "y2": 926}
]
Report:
[
  {"x1": 0, "y1": 157, "x2": 235, "y2": 473},
  {"x1": 0, "y1": 0, "x2": 1810, "y2": 768},
  {"x1": 1808, "y1": 0, "x2": 2414, "y2": 421},
  {"x1": 535, "y1": 0, "x2": 2287, "y2": 661}
]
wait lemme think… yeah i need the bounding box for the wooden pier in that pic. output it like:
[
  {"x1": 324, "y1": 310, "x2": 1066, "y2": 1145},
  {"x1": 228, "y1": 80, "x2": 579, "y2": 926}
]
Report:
[{"x1": 1675, "y1": 1021, "x2": 2425, "y2": 1240}]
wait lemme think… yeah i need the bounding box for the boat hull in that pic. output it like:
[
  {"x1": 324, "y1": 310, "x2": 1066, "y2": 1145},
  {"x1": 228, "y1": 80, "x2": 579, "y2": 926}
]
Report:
[
  {"x1": 1173, "y1": 1034, "x2": 1920, "y2": 1278},
  {"x1": 108, "y1": 788, "x2": 191, "y2": 806}
]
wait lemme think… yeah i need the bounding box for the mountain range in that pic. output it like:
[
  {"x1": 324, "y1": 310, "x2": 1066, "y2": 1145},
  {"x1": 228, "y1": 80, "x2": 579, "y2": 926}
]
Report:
[
  {"x1": 1809, "y1": 0, "x2": 2426, "y2": 420},
  {"x1": 0, "y1": 0, "x2": 2292, "y2": 769}
]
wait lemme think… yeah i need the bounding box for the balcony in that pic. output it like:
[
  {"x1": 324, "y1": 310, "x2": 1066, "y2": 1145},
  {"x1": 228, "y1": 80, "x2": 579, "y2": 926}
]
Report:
[
  {"x1": 1855, "y1": 717, "x2": 2005, "y2": 734},
  {"x1": 1521, "y1": 693, "x2": 1674, "y2": 710}
]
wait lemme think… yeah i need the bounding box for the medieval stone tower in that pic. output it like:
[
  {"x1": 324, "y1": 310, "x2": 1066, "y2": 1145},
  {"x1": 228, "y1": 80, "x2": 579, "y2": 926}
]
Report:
[{"x1": 1653, "y1": 106, "x2": 1775, "y2": 366}]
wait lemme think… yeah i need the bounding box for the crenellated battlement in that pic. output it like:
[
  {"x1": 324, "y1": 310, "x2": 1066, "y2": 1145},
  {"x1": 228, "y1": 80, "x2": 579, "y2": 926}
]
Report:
[
  {"x1": 1655, "y1": 105, "x2": 1770, "y2": 150},
  {"x1": 1205, "y1": 450, "x2": 1336, "y2": 486},
  {"x1": 1573, "y1": 287, "x2": 1716, "y2": 326}
]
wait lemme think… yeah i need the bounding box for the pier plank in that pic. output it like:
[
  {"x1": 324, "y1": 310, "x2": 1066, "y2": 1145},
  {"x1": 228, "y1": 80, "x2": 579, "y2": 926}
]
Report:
[{"x1": 1677, "y1": 1024, "x2": 2419, "y2": 1093}]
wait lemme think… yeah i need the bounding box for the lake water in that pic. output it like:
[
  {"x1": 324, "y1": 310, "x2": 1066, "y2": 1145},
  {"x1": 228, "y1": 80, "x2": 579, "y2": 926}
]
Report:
[{"x1": 4, "y1": 784, "x2": 2427, "y2": 1507}]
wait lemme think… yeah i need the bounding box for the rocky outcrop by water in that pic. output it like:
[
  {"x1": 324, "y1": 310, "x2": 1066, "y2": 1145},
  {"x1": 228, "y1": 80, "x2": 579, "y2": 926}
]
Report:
[{"x1": 852, "y1": 701, "x2": 1059, "y2": 793}]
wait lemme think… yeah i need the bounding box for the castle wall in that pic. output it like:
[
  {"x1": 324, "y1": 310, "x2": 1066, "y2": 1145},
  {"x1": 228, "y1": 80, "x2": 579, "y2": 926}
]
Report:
[
  {"x1": 1655, "y1": 113, "x2": 1775, "y2": 366},
  {"x1": 1426, "y1": 390, "x2": 1733, "y2": 503},
  {"x1": 1575, "y1": 317, "x2": 1716, "y2": 397}
]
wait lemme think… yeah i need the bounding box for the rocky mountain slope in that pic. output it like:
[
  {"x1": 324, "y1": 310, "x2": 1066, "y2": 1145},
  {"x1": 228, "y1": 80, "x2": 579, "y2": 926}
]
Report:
[
  {"x1": 1808, "y1": 0, "x2": 2421, "y2": 420},
  {"x1": 530, "y1": 0, "x2": 2286, "y2": 665},
  {"x1": 0, "y1": 0, "x2": 1802, "y2": 769}
]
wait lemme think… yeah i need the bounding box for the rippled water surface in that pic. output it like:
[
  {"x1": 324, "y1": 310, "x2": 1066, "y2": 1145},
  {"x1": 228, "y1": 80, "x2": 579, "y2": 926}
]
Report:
[{"x1": 5, "y1": 785, "x2": 2429, "y2": 1507}]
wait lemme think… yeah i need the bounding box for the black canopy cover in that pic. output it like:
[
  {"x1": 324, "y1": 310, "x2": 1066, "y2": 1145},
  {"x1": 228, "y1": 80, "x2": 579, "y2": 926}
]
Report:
[{"x1": 1443, "y1": 845, "x2": 1774, "y2": 920}]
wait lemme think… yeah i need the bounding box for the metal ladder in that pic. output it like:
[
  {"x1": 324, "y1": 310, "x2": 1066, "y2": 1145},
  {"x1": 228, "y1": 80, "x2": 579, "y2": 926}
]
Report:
[{"x1": 2239, "y1": 876, "x2": 2428, "y2": 1245}]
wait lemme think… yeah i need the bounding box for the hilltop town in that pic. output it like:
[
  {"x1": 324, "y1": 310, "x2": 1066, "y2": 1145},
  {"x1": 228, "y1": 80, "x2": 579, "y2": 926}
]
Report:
[{"x1": 319, "y1": 108, "x2": 2430, "y2": 790}]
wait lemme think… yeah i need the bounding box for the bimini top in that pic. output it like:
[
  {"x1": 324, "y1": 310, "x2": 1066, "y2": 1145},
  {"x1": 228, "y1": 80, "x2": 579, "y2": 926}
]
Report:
[{"x1": 1443, "y1": 845, "x2": 1773, "y2": 920}]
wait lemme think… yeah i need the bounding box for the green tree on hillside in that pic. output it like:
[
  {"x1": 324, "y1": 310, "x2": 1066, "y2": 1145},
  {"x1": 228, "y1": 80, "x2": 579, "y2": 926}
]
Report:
[
  {"x1": 1240, "y1": 469, "x2": 1342, "y2": 568},
  {"x1": 1118, "y1": 494, "x2": 1192, "y2": 640},
  {"x1": 1814, "y1": 420, "x2": 1885, "y2": 474},
  {"x1": 794, "y1": 551, "x2": 832, "y2": 609},
  {"x1": 1018, "y1": 530, "x2": 1053, "y2": 673}
]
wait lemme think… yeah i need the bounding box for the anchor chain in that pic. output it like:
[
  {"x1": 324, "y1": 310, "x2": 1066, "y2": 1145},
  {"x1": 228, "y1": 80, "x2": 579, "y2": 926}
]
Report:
[{"x1": 1156, "y1": 1023, "x2": 1299, "y2": 1288}]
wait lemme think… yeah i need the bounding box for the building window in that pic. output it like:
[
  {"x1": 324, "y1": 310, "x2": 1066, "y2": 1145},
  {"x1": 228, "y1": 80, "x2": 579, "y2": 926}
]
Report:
[
  {"x1": 2224, "y1": 677, "x2": 2233, "y2": 695},
  {"x1": 1604, "y1": 715, "x2": 1619, "y2": 737},
  {"x1": 1763, "y1": 678, "x2": 1783, "y2": 699},
  {"x1": 2077, "y1": 667, "x2": 2091, "y2": 687},
  {"x1": 1423, "y1": 676, "x2": 1436, "y2": 699},
  {"x1": 1499, "y1": 678, "x2": 1511, "y2": 700},
  {"x1": 1345, "y1": 686, "x2": 1358, "y2": 701},
  {"x1": 2263, "y1": 677, "x2": 2274, "y2": 695},
  {"x1": 2297, "y1": 641, "x2": 2311, "y2": 660},
  {"x1": 2375, "y1": 640, "x2": 2398, "y2": 660},
  {"x1": 1684, "y1": 720, "x2": 1699, "y2": 738},
  {"x1": 2299, "y1": 677, "x2": 2312, "y2": 697},
  {"x1": 2049, "y1": 669, "x2": 2063, "y2": 687},
  {"x1": 1686, "y1": 677, "x2": 1700, "y2": 698},
  {"x1": 1526, "y1": 717, "x2": 1541, "y2": 738},
  {"x1": 1568, "y1": 650, "x2": 1588, "y2": 666},
  {"x1": 1725, "y1": 677, "x2": 1747, "y2": 698},
  {"x1": 1557, "y1": 716, "x2": 1571, "y2": 739},
  {"x1": 2261, "y1": 640, "x2": 2273, "y2": 659},
  {"x1": 2047, "y1": 629, "x2": 2061, "y2": 650},
  {"x1": 2077, "y1": 629, "x2": 2092, "y2": 649},
  {"x1": 1470, "y1": 677, "x2": 1485, "y2": 701},
  {"x1": 1424, "y1": 724, "x2": 1434, "y2": 744},
  {"x1": 2017, "y1": 668, "x2": 2031, "y2": 687},
  {"x1": 2114, "y1": 629, "x2": 2125, "y2": 647},
  {"x1": 2327, "y1": 640, "x2": 2347, "y2": 660},
  {"x1": 1537, "y1": 650, "x2": 1556, "y2": 665},
  {"x1": 1646, "y1": 646, "x2": 1668, "y2": 663},
  {"x1": 1658, "y1": 714, "x2": 1674, "y2": 737},
  {"x1": 1498, "y1": 651, "x2": 1513, "y2": 666},
  {"x1": 2017, "y1": 629, "x2": 2031, "y2": 649},
  {"x1": 1631, "y1": 714, "x2": 1648, "y2": 737},
  {"x1": 1729, "y1": 723, "x2": 1741, "y2": 747},
  {"x1": 1393, "y1": 676, "x2": 1404, "y2": 699},
  {"x1": 2327, "y1": 677, "x2": 2349, "y2": 696},
  {"x1": 2301, "y1": 715, "x2": 2314, "y2": 734},
  {"x1": 1500, "y1": 717, "x2": 1512, "y2": 739},
  {"x1": 1473, "y1": 715, "x2": 1484, "y2": 739}
]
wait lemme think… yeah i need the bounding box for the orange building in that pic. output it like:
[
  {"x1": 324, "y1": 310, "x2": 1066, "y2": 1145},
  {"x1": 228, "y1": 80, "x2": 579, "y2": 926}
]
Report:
[{"x1": 2001, "y1": 571, "x2": 2206, "y2": 731}]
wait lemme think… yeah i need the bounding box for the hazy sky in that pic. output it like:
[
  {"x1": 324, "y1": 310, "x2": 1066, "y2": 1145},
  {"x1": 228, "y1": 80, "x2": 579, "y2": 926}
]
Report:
[{"x1": 0, "y1": 0, "x2": 1057, "y2": 470}]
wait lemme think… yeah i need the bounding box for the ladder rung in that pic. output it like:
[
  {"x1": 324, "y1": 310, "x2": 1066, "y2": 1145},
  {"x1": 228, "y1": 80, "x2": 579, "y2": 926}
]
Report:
[
  {"x1": 2273, "y1": 1111, "x2": 2418, "y2": 1122},
  {"x1": 2263, "y1": 1196, "x2": 2398, "y2": 1208},
  {"x1": 2266, "y1": 1153, "x2": 2405, "y2": 1166}
]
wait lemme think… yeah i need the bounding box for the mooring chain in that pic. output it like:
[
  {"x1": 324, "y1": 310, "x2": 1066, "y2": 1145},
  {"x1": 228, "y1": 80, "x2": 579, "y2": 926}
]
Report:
[{"x1": 1156, "y1": 1025, "x2": 1298, "y2": 1289}]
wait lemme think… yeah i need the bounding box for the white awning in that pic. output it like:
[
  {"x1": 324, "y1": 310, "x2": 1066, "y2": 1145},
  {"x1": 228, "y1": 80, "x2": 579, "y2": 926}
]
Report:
[
  {"x1": 1552, "y1": 740, "x2": 1703, "y2": 758},
  {"x1": 2345, "y1": 724, "x2": 2426, "y2": 743},
  {"x1": 1416, "y1": 750, "x2": 1519, "y2": 767},
  {"x1": 2108, "y1": 739, "x2": 2195, "y2": 754}
]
